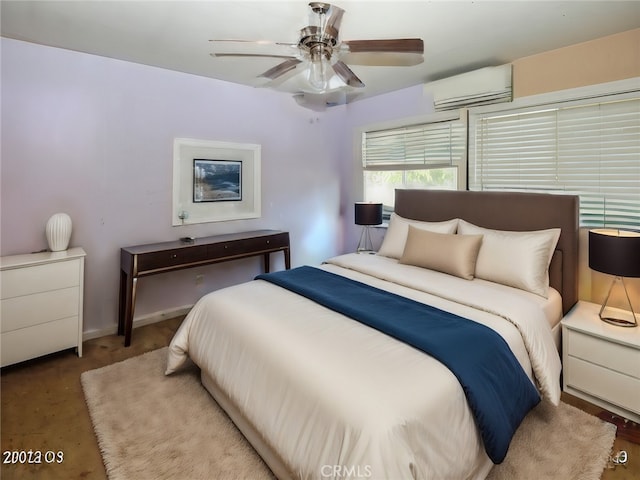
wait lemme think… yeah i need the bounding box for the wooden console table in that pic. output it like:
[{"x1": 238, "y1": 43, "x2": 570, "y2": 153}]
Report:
[{"x1": 118, "y1": 230, "x2": 290, "y2": 346}]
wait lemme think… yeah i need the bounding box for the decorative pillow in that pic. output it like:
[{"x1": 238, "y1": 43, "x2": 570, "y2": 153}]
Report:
[
  {"x1": 377, "y1": 213, "x2": 458, "y2": 259},
  {"x1": 457, "y1": 219, "x2": 561, "y2": 297},
  {"x1": 399, "y1": 226, "x2": 483, "y2": 280}
]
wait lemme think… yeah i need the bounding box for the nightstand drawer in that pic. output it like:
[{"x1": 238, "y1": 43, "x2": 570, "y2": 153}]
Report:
[
  {"x1": 1, "y1": 260, "x2": 80, "y2": 299},
  {"x1": 1, "y1": 287, "x2": 79, "y2": 332},
  {"x1": 1, "y1": 316, "x2": 78, "y2": 367},
  {"x1": 565, "y1": 356, "x2": 640, "y2": 415},
  {"x1": 566, "y1": 330, "x2": 640, "y2": 378}
]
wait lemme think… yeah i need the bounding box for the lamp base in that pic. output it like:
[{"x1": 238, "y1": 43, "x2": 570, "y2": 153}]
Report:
[
  {"x1": 598, "y1": 277, "x2": 638, "y2": 328},
  {"x1": 357, "y1": 226, "x2": 374, "y2": 254},
  {"x1": 600, "y1": 316, "x2": 638, "y2": 328}
]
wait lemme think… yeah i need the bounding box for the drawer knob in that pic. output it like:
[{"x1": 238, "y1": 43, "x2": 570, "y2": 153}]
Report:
[{"x1": 172, "y1": 254, "x2": 177, "y2": 259}]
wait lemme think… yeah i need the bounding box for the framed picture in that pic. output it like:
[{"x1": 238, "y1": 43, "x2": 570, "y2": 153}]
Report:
[
  {"x1": 193, "y1": 159, "x2": 242, "y2": 203},
  {"x1": 172, "y1": 138, "x2": 261, "y2": 225}
]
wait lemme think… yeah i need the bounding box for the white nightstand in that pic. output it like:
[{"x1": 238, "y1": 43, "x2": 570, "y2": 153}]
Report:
[
  {"x1": 1, "y1": 248, "x2": 86, "y2": 367},
  {"x1": 562, "y1": 300, "x2": 640, "y2": 423}
]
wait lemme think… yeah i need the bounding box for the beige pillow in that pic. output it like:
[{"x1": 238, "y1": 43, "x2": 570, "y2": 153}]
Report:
[
  {"x1": 399, "y1": 226, "x2": 483, "y2": 280},
  {"x1": 377, "y1": 213, "x2": 458, "y2": 259},
  {"x1": 457, "y1": 219, "x2": 561, "y2": 297}
]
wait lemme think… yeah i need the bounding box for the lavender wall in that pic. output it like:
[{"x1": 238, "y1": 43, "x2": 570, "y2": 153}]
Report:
[
  {"x1": 4, "y1": 36, "x2": 628, "y2": 339},
  {"x1": 1, "y1": 38, "x2": 348, "y2": 336}
]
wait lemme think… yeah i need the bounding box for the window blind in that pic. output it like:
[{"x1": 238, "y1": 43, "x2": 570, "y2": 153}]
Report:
[
  {"x1": 470, "y1": 97, "x2": 640, "y2": 229},
  {"x1": 363, "y1": 119, "x2": 466, "y2": 169}
]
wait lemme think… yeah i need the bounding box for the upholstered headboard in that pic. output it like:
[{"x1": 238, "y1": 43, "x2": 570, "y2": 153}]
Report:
[{"x1": 394, "y1": 189, "x2": 579, "y2": 314}]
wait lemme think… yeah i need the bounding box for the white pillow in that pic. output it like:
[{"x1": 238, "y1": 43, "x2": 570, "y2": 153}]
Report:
[
  {"x1": 457, "y1": 219, "x2": 561, "y2": 297},
  {"x1": 377, "y1": 213, "x2": 458, "y2": 259}
]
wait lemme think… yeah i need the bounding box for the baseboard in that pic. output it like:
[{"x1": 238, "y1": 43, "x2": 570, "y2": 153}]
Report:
[{"x1": 82, "y1": 304, "x2": 193, "y2": 341}]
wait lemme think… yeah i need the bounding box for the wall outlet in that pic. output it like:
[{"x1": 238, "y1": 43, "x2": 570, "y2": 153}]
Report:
[{"x1": 195, "y1": 274, "x2": 204, "y2": 285}]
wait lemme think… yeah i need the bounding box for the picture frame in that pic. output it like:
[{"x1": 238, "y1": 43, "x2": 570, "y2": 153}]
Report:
[
  {"x1": 193, "y1": 159, "x2": 242, "y2": 203},
  {"x1": 172, "y1": 138, "x2": 261, "y2": 225}
]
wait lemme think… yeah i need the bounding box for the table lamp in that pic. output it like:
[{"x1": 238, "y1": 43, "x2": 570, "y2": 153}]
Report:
[
  {"x1": 355, "y1": 202, "x2": 382, "y2": 253},
  {"x1": 588, "y1": 228, "x2": 640, "y2": 327}
]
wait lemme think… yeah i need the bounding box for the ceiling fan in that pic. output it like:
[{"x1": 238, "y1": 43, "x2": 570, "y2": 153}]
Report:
[{"x1": 209, "y1": 2, "x2": 424, "y2": 97}]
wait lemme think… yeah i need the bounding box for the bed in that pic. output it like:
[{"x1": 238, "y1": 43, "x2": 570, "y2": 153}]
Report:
[{"x1": 166, "y1": 189, "x2": 579, "y2": 480}]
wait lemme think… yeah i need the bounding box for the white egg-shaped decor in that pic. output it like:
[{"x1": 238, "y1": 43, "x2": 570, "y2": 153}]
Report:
[{"x1": 45, "y1": 213, "x2": 72, "y2": 252}]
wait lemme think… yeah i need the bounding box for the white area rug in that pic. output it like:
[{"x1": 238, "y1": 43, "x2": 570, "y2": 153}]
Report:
[{"x1": 82, "y1": 347, "x2": 616, "y2": 480}]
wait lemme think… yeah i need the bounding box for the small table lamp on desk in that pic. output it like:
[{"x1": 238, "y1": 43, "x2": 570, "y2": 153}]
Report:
[
  {"x1": 589, "y1": 228, "x2": 640, "y2": 327},
  {"x1": 355, "y1": 202, "x2": 382, "y2": 253}
]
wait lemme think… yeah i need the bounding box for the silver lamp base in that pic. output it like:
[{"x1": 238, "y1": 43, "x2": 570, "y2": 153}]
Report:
[
  {"x1": 357, "y1": 226, "x2": 374, "y2": 254},
  {"x1": 599, "y1": 276, "x2": 638, "y2": 328}
]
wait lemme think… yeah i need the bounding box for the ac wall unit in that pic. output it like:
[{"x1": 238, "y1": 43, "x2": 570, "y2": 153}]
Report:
[{"x1": 425, "y1": 65, "x2": 512, "y2": 111}]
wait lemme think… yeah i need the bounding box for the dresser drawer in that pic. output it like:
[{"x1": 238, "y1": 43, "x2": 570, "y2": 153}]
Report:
[
  {"x1": 258, "y1": 232, "x2": 289, "y2": 249},
  {"x1": 565, "y1": 356, "x2": 640, "y2": 415},
  {"x1": 136, "y1": 246, "x2": 209, "y2": 272},
  {"x1": 1, "y1": 316, "x2": 79, "y2": 367},
  {"x1": 207, "y1": 233, "x2": 289, "y2": 258},
  {"x1": 1, "y1": 260, "x2": 80, "y2": 299},
  {"x1": 566, "y1": 330, "x2": 640, "y2": 379},
  {"x1": 1, "y1": 287, "x2": 79, "y2": 333}
]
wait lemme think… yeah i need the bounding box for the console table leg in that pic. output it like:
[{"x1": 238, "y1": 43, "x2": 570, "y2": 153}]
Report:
[
  {"x1": 263, "y1": 253, "x2": 270, "y2": 273},
  {"x1": 118, "y1": 269, "x2": 127, "y2": 336},
  {"x1": 123, "y1": 277, "x2": 138, "y2": 347}
]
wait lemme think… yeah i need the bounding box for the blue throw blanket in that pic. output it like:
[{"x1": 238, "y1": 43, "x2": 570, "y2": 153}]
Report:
[{"x1": 256, "y1": 266, "x2": 540, "y2": 463}]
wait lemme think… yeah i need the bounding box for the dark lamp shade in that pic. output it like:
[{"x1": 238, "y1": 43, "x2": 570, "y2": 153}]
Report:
[
  {"x1": 589, "y1": 229, "x2": 640, "y2": 278},
  {"x1": 355, "y1": 202, "x2": 383, "y2": 226}
]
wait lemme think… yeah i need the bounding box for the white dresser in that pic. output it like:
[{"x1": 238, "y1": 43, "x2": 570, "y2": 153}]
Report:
[
  {"x1": 562, "y1": 301, "x2": 640, "y2": 423},
  {"x1": 1, "y1": 247, "x2": 86, "y2": 367}
]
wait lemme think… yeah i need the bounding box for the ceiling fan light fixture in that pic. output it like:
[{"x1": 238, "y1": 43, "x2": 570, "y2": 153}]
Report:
[{"x1": 307, "y1": 46, "x2": 331, "y2": 91}]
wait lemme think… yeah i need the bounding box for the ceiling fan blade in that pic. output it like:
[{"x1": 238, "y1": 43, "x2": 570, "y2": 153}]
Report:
[
  {"x1": 209, "y1": 39, "x2": 299, "y2": 58},
  {"x1": 340, "y1": 52, "x2": 424, "y2": 67},
  {"x1": 211, "y1": 53, "x2": 297, "y2": 60},
  {"x1": 259, "y1": 58, "x2": 303, "y2": 80},
  {"x1": 308, "y1": 2, "x2": 344, "y2": 34},
  {"x1": 342, "y1": 38, "x2": 424, "y2": 54},
  {"x1": 332, "y1": 61, "x2": 365, "y2": 88},
  {"x1": 209, "y1": 39, "x2": 297, "y2": 48},
  {"x1": 325, "y1": 4, "x2": 345, "y2": 33}
]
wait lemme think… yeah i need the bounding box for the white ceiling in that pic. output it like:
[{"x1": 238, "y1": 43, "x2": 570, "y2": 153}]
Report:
[{"x1": 2, "y1": 0, "x2": 639, "y2": 106}]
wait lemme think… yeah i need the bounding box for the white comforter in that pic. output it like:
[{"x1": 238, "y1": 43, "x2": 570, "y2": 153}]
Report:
[{"x1": 166, "y1": 254, "x2": 561, "y2": 480}]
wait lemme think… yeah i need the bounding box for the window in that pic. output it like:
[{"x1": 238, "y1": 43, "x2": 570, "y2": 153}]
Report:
[
  {"x1": 470, "y1": 93, "x2": 640, "y2": 229},
  {"x1": 361, "y1": 113, "x2": 466, "y2": 213}
]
